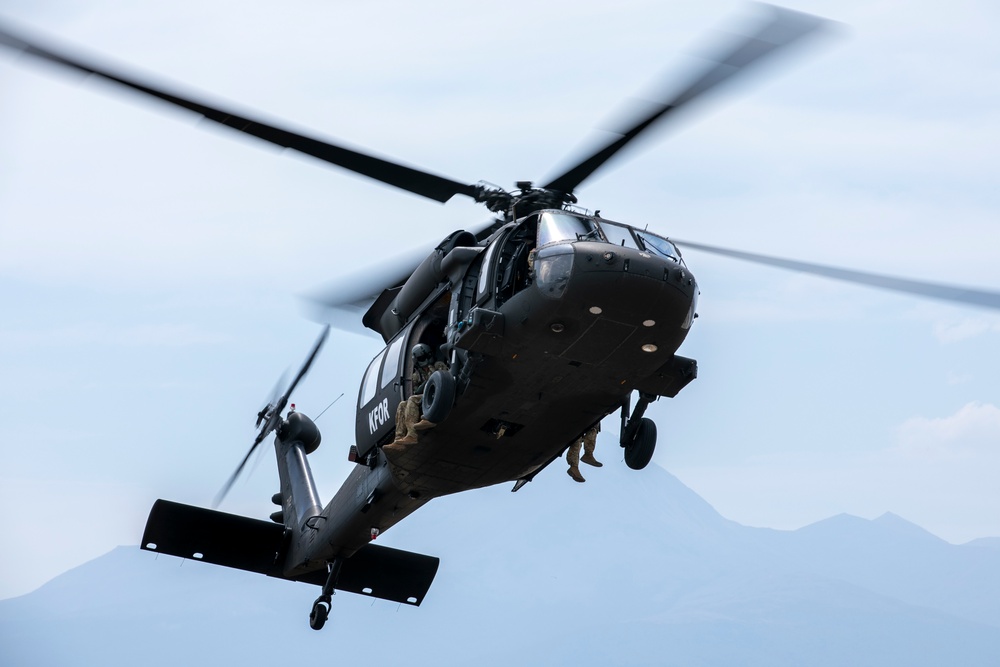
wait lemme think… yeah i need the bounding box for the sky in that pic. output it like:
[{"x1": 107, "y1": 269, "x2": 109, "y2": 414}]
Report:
[{"x1": 1, "y1": 0, "x2": 999, "y2": 600}]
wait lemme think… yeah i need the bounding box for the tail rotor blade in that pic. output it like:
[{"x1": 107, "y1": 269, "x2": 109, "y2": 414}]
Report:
[
  {"x1": 214, "y1": 435, "x2": 266, "y2": 508},
  {"x1": 276, "y1": 325, "x2": 330, "y2": 412}
]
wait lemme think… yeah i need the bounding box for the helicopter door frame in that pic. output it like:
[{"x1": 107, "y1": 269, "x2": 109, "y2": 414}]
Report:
[
  {"x1": 476, "y1": 223, "x2": 516, "y2": 307},
  {"x1": 355, "y1": 285, "x2": 454, "y2": 458},
  {"x1": 402, "y1": 288, "x2": 452, "y2": 390},
  {"x1": 495, "y1": 214, "x2": 539, "y2": 307}
]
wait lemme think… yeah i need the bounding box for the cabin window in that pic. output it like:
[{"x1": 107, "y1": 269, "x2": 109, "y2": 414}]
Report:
[
  {"x1": 359, "y1": 350, "x2": 385, "y2": 407},
  {"x1": 597, "y1": 221, "x2": 640, "y2": 249},
  {"x1": 537, "y1": 211, "x2": 601, "y2": 248},
  {"x1": 380, "y1": 335, "x2": 406, "y2": 389}
]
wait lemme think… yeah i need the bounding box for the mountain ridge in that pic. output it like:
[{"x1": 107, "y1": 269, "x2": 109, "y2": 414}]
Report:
[{"x1": 3, "y1": 464, "x2": 999, "y2": 666}]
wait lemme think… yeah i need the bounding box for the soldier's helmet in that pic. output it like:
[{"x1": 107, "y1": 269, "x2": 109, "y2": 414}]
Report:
[{"x1": 411, "y1": 343, "x2": 433, "y2": 367}]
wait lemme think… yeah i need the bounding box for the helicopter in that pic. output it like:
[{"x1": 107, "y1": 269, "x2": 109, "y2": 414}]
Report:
[{"x1": 4, "y1": 6, "x2": 1000, "y2": 631}]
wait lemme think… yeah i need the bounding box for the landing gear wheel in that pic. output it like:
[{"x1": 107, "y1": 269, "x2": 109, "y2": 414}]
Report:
[
  {"x1": 309, "y1": 596, "x2": 331, "y2": 631},
  {"x1": 421, "y1": 370, "x2": 456, "y2": 424},
  {"x1": 624, "y1": 417, "x2": 656, "y2": 470}
]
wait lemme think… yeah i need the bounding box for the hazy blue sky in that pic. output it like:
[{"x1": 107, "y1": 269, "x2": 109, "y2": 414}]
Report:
[{"x1": 2, "y1": 0, "x2": 999, "y2": 599}]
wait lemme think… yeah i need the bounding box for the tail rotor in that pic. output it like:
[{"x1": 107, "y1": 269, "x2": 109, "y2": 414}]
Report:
[{"x1": 214, "y1": 326, "x2": 330, "y2": 507}]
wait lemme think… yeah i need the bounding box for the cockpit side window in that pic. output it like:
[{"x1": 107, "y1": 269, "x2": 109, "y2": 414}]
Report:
[{"x1": 537, "y1": 211, "x2": 601, "y2": 248}]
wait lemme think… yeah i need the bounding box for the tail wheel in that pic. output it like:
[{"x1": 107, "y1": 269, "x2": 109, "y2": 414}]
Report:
[
  {"x1": 624, "y1": 417, "x2": 656, "y2": 470},
  {"x1": 421, "y1": 370, "x2": 456, "y2": 424}
]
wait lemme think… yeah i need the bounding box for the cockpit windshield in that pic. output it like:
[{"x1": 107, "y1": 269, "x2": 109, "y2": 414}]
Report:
[
  {"x1": 634, "y1": 230, "x2": 681, "y2": 261},
  {"x1": 537, "y1": 211, "x2": 601, "y2": 247},
  {"x1": 597, "y1": 221, "x2": 640, "y2": 250},
  {"x1": 533, "y1": 210, "x2": 682, "y2": 263}
]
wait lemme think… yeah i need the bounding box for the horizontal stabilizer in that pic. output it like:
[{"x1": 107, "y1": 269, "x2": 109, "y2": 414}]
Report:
[
  {"x1": 141, "y1": 499, "x2": 440, "y2": 605},
  {"x1": 333, "y1": 540, "x2": 440, "y2": 605},
  {"x1": 142, "y1": 499, "x2": 286, "y2": 574}
]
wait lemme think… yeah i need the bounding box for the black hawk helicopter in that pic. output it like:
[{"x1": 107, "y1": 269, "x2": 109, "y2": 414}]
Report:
[{"x1": 5, "y1": 7, "x2": 1000, "y2": 630}]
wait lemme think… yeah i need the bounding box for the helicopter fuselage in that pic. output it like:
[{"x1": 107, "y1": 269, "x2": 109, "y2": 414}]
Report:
[{"x1": 299, "y1": 210, "x2": 701, "y2": 567}]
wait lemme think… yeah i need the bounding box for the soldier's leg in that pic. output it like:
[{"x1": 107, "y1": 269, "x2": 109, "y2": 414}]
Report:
[
  {"x1": 566, "y1": 438, "x2": 585, "y2": 483},
  {"x1": 394, "y1": 400, "x2": 407, "y2": 440},
  {"x1": 388, "y1": 396, "x2": 421, "y2": 449},
  {"x1": 581, "y1": 427, "x2": 603, "y2": 467},
  {"x1": 403, "y1": 395, "x2": 422, "y2": 439},
  {"x1": 386, "y1": 398, "x2": 417, "y2": 453}
]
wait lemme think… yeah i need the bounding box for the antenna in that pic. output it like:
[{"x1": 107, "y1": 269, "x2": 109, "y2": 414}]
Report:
[{"x1": 314, "y1": 393, "x2": 345, "y2": 422}]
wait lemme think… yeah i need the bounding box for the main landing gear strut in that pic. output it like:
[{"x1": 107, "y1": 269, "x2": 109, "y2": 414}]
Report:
[
  {"x1": 620, "y1": 391, "x2": 658, "y2": 470},
  {"x1": 309, "y1": 558, "x2": 343, "y2": 631}
]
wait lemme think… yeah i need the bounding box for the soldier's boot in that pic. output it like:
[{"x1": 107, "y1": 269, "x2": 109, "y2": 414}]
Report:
[
  {"x1": 413, "y1": 419, "x2": 436, "y2": 431},
  {"x1": 581, "y1": 431, "x2": 602, "y2": 467},
  {"x1": 566, "y1": 439, "x2": 584, "y2": 482},
  {"x1": 383, "y1": 439, "x2": 410, "y2": 456},
  {"x1": 388, "y1": 433, "x2": 418, "y2": 449}
]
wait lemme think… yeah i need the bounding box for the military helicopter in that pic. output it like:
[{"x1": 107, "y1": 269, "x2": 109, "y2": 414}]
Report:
[{"x1": 5, "y1": 7, "x2": 1000, "y2": 631}]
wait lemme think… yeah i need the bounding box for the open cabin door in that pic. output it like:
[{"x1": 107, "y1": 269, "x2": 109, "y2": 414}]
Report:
[{"x1": 354, "y1": 289, "x2": 455, "y2": 457}]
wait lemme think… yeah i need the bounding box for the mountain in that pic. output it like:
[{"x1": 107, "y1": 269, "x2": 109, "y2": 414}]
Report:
[
  {"x1": 3, "y1": 463, "x2": 999, "y2": 666},
  {"x1": 965, "y1": 536, "x2": 1000, "y2": 552}
]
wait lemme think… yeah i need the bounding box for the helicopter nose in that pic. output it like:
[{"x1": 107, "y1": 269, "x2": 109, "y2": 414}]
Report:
[
  {"x1": 568, "y1": 242, "x2": 696, "y2": 306},
  {"x1": 526, "y1": 242, "x2": 698, "y2": 366}
]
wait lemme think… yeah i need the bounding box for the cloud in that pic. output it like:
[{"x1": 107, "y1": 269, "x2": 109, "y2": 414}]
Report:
[
  {"x1": 673, "y1": 402, "x2": 1000, "y2": 544},
  {"x1": 932, "y1": 317, "x2": 1000, "y2": 344},
  {"x1": 893, "y1": 401, "x2": 1000, "y2": 460}
]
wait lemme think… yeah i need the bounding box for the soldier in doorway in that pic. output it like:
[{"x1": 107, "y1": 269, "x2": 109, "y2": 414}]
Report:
[
  {"x1": 566, "y1": 424, "x2": 602, "y2": 483},
  {"x1": 384, "y1": 344, "x2": 448, "y2": 454}
]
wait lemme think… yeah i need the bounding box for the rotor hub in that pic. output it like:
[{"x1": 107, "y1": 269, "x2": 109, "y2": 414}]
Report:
[{"x1": 475, "y1": 182, "x2": 578, "y2": 220}]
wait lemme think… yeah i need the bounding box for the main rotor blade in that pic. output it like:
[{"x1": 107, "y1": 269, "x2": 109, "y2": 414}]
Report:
[
  {"x1": 304, "y1": 217, "x2": 499, "y2": 330},
  {"x1": 0, "y1": 22, "x2": 479, "y2": 203},
  {"x1": 302, "y1": 246, "x2": 427, "y2": 338},
  {"x1": 674, "y1": 240, "x2": 1000, "y2": 311},
  {"x1": 306, "y1": 246, "x2": 428, "y2": 314},
  {"x1": 543, "y1": 6, "x2": 830, "y2": 195}
]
